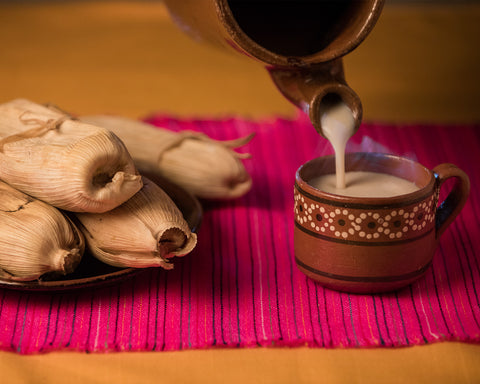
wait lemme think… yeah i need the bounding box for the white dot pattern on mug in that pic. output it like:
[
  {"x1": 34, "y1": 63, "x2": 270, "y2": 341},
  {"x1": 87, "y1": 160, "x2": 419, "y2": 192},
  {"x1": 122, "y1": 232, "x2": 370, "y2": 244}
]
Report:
[{"x1": 294, "y1": 190, "x2": 436, "y2": 242}]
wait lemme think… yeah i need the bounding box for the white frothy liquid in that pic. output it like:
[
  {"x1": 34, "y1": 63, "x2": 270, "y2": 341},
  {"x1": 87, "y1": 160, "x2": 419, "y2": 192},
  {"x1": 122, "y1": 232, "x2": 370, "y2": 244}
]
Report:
[
  {"x1": 317, "y1": 100, "x2": 419, "y2": 197},
  {"x1": 320, "y1": 101, "x2": 355, "y2": 189},
  {"x1": 310, "y1": 171, "x2": 420, "y2": 198}
]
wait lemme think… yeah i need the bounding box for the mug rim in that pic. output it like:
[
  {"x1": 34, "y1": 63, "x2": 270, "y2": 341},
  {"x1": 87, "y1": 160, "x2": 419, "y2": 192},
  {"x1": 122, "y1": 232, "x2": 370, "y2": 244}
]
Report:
[{"x1": 296, "y1": 152, "x2": 436, "y2": 208}]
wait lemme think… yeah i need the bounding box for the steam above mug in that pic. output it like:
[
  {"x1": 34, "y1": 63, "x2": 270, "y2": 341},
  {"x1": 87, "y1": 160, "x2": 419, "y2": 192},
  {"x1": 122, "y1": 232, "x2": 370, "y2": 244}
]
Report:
[{"x1": 164, "y1": 0, "x2": 385, "y2": 135}]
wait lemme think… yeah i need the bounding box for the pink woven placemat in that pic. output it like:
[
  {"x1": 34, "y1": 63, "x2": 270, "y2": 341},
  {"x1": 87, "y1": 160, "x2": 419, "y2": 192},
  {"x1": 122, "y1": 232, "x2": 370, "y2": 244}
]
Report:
[{"x1": 0, "y1": 114, "x2": 479, "y2": 354}]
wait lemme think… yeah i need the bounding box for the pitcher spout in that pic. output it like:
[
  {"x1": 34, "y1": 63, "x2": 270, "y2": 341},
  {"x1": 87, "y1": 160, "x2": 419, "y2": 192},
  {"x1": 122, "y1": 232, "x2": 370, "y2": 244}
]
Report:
[{"x1": 268, "y1": 59, "x2": 362, "y2": 138}]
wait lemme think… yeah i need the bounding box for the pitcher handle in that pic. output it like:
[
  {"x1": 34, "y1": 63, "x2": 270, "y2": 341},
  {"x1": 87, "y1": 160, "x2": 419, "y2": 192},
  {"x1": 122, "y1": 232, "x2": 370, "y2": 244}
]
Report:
[{"x1": 433, "y1": 163, "x2": 470, "y2": 239}]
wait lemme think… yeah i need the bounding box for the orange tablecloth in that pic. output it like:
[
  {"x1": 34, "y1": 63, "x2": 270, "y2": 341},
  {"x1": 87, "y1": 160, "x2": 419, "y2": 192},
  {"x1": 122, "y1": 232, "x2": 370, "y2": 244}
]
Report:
[{"x1": 0, "y1": 1, "x2": 479, "y2": 383}]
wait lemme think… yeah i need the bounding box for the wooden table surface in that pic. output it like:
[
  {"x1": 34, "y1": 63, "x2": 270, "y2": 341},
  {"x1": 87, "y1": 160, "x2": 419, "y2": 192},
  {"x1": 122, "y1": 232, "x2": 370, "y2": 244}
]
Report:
[{"x1": 0, "y1": 1, "x2": 479, "y2": 383}]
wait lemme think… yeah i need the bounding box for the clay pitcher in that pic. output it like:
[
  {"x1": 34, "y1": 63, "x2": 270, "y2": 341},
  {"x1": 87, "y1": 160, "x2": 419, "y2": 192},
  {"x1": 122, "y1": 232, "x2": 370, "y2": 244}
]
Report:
[{"x1": 163, "y1": 0, "x2": 385, "y2": 136}]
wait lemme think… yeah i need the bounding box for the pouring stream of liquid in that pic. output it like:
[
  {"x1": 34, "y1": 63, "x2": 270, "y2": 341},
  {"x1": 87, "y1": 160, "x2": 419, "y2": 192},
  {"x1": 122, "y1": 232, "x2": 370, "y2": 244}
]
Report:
[{"x1": 320, "y1": 101, "x2": 356, "y2": 189}]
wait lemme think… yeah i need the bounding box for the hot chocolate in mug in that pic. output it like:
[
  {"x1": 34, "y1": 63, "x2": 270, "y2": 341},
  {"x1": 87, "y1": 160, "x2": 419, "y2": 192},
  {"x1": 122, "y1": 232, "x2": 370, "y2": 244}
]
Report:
[
  {"x1": 294, "y1": 152, "x2": 470, "y2": 293},
  {"x1": 164, "y1": 0, "x2": 384, "y2": 136}
]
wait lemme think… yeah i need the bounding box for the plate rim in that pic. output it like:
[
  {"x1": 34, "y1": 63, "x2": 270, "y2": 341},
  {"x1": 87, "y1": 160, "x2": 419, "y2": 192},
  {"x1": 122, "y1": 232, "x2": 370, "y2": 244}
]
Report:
[{"x1": 0, "y1": 173, "x2": 202, "y2": 291}]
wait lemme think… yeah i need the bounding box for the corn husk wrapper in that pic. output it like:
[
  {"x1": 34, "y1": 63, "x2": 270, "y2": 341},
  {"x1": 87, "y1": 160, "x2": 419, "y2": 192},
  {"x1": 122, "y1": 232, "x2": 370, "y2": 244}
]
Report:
[
  {"x1": 80, "y1": 115, "x2": 253, "y2": 199},
  {"x1": 74, "y1": 177, "x2": 197, "y2": 269},
  {"x1": 0, "y1": 181, "x2": 84, "y2": 281},
  {"x1": 0, "y1": 99, "x2": 142, "y2": 212}
]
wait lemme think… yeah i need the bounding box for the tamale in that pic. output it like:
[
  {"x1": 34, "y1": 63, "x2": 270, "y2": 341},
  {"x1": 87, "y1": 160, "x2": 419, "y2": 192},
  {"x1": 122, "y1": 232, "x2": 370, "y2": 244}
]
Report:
[
  {"x1": 74, "y1": 177, "x2": 197, "y2": 269},
  {"x1": 0, "y1": 181, "x2": 84, "y2": 281},
  {"x1": 0, "y1": 99, "x2": 142, "y2": 212},
  {"x1": 80, "y1": 115, "x2": 253, "y2": 199}
]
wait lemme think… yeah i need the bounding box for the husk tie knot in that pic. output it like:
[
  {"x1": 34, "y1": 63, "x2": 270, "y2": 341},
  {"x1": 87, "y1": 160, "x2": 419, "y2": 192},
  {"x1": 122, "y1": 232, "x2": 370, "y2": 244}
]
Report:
[{"x1": 0, "y1": 111, "x2": 71, "y2": 152}]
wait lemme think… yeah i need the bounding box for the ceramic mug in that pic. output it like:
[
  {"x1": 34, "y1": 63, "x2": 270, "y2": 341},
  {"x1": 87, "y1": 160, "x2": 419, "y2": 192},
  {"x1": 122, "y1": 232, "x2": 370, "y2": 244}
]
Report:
[
  {"x1": 294, "y1": 152, "x2": 470, "y2": 293},
  {"x1": 164, "y1": 0, "x2": 384, "y2": 136}
]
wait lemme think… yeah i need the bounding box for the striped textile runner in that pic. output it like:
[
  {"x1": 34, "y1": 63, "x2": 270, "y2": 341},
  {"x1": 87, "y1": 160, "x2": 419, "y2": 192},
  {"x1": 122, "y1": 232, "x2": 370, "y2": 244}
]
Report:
[{"x1": 0, "y1": 114, "x2": 479, "y2": 353}]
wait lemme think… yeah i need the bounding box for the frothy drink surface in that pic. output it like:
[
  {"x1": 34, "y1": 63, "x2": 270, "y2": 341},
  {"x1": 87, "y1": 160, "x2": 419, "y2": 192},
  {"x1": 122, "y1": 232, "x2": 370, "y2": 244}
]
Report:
[{"x1": 310, "y1": 171, "x2": 420, "y2": 198}]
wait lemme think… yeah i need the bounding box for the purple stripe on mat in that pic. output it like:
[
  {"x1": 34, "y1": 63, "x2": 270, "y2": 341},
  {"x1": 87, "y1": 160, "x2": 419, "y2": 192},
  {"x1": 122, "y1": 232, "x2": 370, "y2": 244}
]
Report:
[{"x1": 0, "y1": 114, "x2": 479, "y2": 353}]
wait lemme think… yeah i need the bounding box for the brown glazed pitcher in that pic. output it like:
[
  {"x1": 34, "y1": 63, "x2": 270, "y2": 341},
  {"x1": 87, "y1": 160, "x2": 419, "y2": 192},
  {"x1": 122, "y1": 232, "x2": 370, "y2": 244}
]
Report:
[{"x1": 164, "y1": 0, "x2": 385, "y2": 136}]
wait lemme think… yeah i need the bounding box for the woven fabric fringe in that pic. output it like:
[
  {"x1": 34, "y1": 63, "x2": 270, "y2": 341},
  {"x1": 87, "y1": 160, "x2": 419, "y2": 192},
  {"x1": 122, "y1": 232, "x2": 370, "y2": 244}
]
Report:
[{"x1": 1, "y1": 114, "x2": 479, "y2": 354}]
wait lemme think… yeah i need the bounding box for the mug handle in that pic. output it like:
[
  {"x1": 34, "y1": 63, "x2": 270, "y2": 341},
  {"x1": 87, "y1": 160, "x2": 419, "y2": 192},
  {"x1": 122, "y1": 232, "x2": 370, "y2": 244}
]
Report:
[{"x1": 432, "y1": 163, "x2": 470, "y2": 239}]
